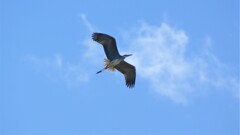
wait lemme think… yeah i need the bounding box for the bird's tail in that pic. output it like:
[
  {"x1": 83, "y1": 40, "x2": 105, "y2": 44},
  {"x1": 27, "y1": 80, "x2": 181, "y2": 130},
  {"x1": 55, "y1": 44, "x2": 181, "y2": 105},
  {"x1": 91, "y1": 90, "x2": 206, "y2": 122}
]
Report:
[
  {"x1": 96, "y1": 59, "x2": 116, "y2": 74},
  {"x1": 96, "y1": 67, "x2": 107, "y2": 74},
  {"x1": 104, "y1": 59, "x2": 115, "y2": 72}
]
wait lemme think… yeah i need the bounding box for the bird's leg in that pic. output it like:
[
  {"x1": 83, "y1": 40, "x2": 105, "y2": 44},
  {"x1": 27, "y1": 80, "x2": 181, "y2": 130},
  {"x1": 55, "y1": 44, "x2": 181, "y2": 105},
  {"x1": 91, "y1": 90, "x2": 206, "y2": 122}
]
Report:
[
  {"x1": 96, "y1": 59, "x2": 117, "y2": 74},
  {"x1": 96, "y1": 66, "x2": 108, "y2": 74}
]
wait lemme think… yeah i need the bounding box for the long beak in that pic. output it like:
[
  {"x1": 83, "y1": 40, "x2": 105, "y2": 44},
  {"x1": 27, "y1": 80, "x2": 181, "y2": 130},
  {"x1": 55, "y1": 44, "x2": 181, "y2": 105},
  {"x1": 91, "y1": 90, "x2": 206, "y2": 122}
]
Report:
[{"x1": 126, "y1": 54, "x2": 132, "y2": 57}]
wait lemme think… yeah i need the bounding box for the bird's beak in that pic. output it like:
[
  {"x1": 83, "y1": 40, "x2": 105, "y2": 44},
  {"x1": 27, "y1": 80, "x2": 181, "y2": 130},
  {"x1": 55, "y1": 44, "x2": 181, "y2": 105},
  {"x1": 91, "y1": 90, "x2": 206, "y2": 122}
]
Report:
[{"x1": 126, "y1": 54, "x2": 132, "y2": 57}]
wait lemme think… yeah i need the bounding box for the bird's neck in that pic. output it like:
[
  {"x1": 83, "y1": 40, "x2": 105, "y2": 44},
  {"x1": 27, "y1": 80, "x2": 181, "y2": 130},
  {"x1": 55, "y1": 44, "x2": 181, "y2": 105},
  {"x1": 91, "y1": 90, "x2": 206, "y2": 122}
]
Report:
[
  {"x1": 121, "y1": 55, "x2": 126, "y2": 60},
  {"x1": 109, "y1": 58, "x2": 123, "y2": 67}
]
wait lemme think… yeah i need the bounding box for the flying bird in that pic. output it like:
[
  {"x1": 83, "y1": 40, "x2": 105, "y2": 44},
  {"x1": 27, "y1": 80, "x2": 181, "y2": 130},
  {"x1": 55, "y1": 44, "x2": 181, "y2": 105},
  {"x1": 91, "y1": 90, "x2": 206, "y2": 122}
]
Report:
[{"x1": 92, "y1": 33, "x2": 136, "y2": 88}]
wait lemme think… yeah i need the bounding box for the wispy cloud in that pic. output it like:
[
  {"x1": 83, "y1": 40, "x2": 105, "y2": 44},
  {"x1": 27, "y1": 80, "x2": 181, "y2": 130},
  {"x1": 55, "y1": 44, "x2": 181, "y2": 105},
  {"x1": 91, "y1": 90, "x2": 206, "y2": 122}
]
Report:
[
  {"x1": 24, "y1": 13, "x2": 97, "y2": 87},
  {"x1": 25, "y1": 13, "x2": 238, "y2": 103},
  {"x1": 80, "y1": 17, "x2": 238, "y2": 103},
  {"x1": 80, "y1": 13, "x2": 95, "y2": 32},
  {"x1": 24, "y1": 54, "x2": 89, "y2": 86},
  {"x1": 123, "y1": 22, "x2": 239, "y2": 104}
]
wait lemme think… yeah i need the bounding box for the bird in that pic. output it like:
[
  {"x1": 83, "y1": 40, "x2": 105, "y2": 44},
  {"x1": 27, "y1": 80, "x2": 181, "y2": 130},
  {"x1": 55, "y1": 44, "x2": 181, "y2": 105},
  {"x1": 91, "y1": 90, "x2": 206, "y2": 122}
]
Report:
[{"x1": 92, "y1": 32, "x2": 136, "y2": 88}]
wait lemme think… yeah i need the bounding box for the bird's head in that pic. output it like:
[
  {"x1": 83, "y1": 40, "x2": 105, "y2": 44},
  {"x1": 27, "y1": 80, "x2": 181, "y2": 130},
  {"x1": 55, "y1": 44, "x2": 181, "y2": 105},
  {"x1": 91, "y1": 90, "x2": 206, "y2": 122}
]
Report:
[{"x1": 123, "y1": 54, "x2": 132, "y2": 59}]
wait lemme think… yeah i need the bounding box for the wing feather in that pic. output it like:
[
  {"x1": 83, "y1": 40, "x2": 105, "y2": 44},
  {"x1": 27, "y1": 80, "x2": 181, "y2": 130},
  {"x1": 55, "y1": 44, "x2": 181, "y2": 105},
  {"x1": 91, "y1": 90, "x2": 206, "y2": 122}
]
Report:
[
  {"x1": 115, "y1": 61, "x2": 136, "y2": 88},
  {"x1": 92, "y1": 33, "x2": 120, "y2": 60}
]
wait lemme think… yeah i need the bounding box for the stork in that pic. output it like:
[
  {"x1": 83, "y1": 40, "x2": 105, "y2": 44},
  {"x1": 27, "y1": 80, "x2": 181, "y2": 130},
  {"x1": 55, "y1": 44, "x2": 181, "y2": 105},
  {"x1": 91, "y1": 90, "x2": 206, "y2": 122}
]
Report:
[{"x1": 92, "y1": 33, "x2": 136, "y2": 88}]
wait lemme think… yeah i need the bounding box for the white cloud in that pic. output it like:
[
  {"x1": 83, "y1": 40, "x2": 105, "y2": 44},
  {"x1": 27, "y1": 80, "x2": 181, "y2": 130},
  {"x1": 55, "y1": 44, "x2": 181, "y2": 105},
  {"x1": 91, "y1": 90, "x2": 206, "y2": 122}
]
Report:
[
  {"x1": 24, "y1": 13, "x2": 96, "y2": 87},
  {"x1": 122, "y1": 22, "x2": 239, "y2": 104},
  {"x1": 80, "y1": 13, "x2": 95, "y2": 32},
  {"x1": 24, "y1": 54, "x2": 89, "y2": 86},
  {"x1": 25, "y1": 13, "x2": 238, "y2": 102}
]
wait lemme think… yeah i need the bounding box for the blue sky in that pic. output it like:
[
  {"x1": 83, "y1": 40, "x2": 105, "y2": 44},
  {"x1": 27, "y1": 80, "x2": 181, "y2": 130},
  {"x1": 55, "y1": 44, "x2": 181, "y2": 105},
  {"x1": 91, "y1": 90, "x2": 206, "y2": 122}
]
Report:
[{"x1": 0, "y1": 0, "x2": 239, "y2": 135}]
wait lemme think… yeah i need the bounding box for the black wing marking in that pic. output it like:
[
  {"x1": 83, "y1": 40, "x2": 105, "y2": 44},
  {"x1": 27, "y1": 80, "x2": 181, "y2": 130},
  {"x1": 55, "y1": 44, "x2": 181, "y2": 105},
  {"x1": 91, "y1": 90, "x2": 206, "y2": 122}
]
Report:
[
  {"x1": 92, "y1": 33, "x2": 120, "y2": 61},
  {"x1": 115, "y1": 61, "x2": 136, "y2": 88}
]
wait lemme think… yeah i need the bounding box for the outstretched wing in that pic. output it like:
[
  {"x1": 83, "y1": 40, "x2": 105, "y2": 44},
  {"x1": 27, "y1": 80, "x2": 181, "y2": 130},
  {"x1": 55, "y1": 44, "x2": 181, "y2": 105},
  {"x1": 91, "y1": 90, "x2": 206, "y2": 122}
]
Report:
[
  {"x1": 92, "y1": 33, "x2": 120, "y2": 61},
  {"x1": 115, "y1": 61, "x2": 136, "y2": 88}
]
